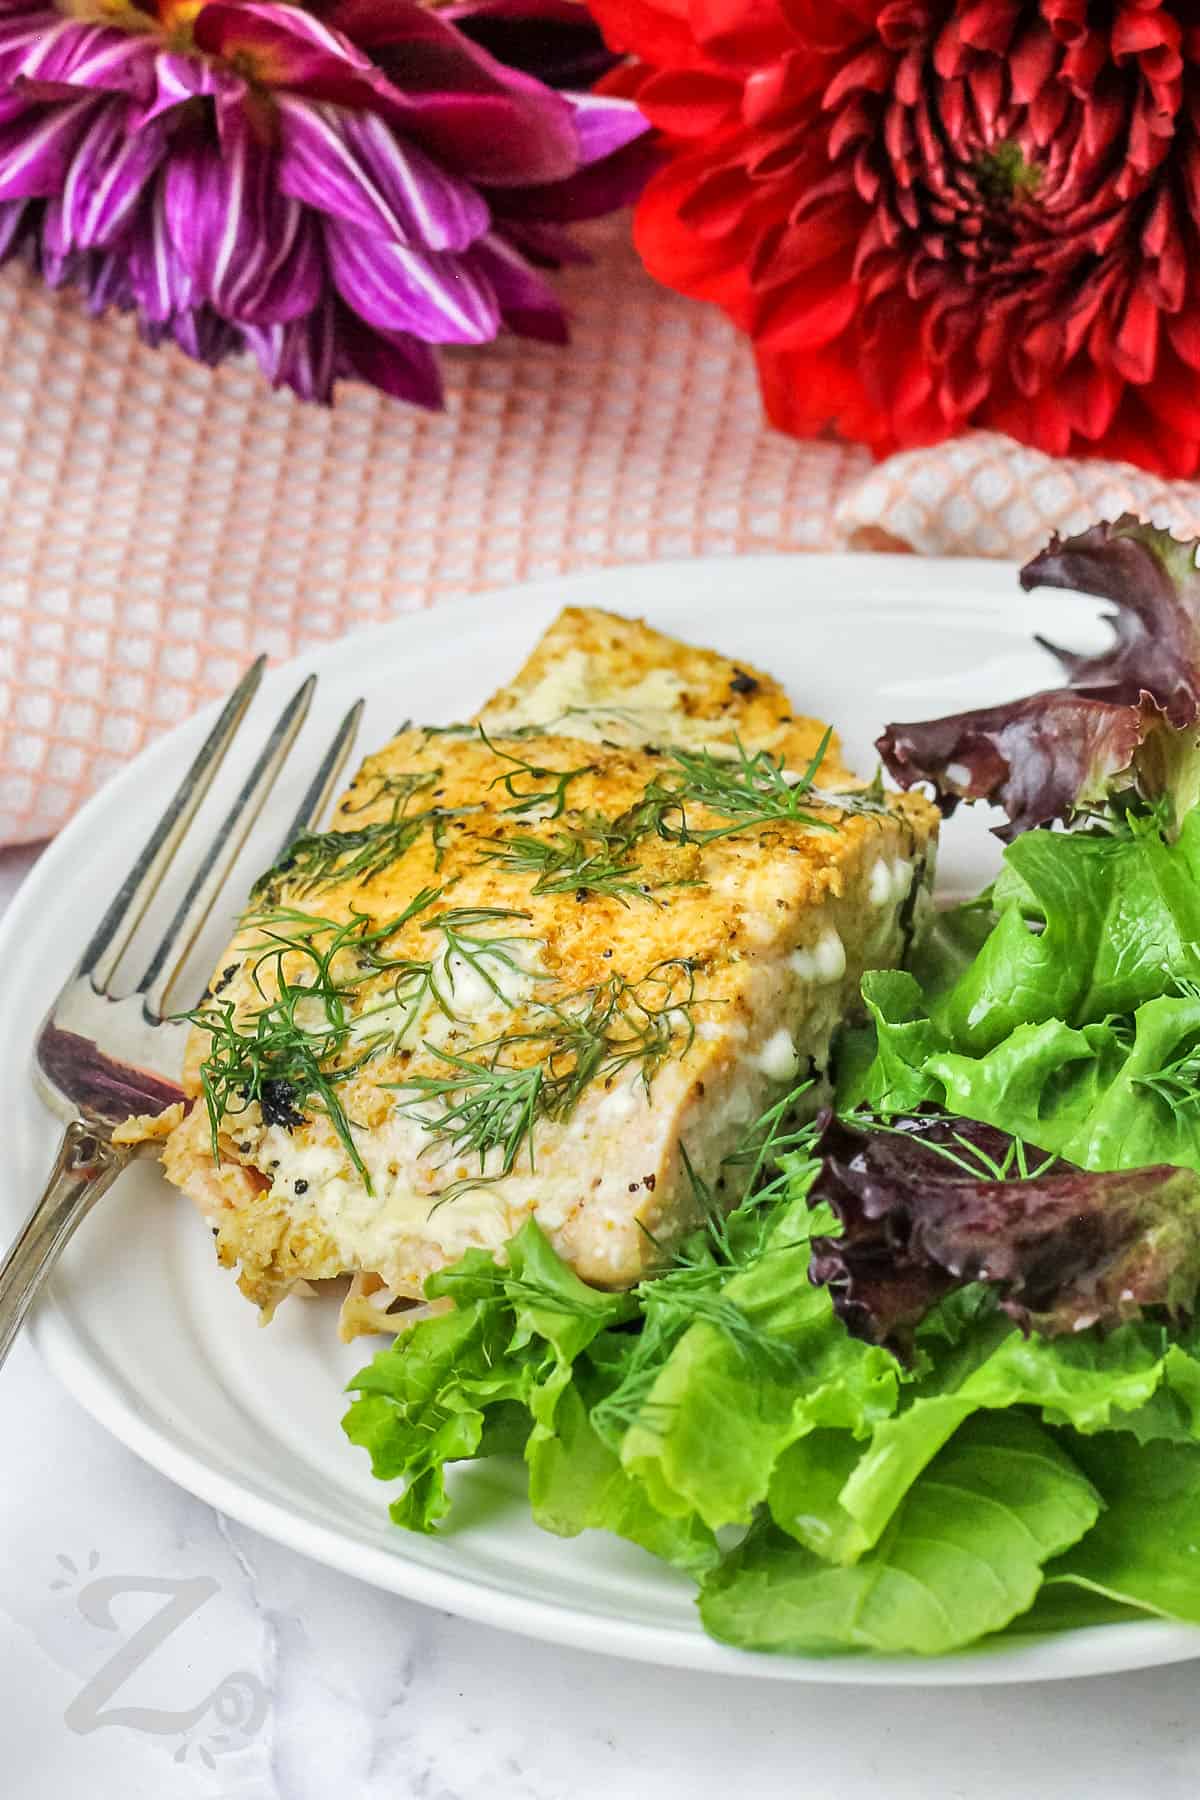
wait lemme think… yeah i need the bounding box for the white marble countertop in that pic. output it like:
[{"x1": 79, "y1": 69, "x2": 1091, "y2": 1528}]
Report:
[{"x1": 3, "y1": 839, "x2": 1200, "y2": 1800}]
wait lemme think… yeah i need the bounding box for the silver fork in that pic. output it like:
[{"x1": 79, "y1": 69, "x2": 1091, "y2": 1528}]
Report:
[{"x1": 0, "y1": 662, "x2": 363, "y2": 1368}]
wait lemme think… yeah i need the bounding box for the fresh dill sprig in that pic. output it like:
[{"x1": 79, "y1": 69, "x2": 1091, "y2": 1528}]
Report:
[
  {"x1": 590, "y1": 1152, "x2": 813, "y2": 1446},
  {"x1": 422, "y1": 905, "x2": 538, "y2": 1003},
  {"x1": 1170, "y1": 966, "x2": 1200, "y2": 1002},
  {"x1": 398, "y1": 1048, "x2": 545, "y2": 1184},
  {"x1": 717, "y1": 1080, "x2": 821, "y2": 1220},
  {"x1": 845, "y1": 1110, "x2": 1061, "y2": 1182},
  {"x1": 480, "y1": 822, "x2": 650, "y2": 902},
  {"x1": 181, "y1": 888, "x2": 441, "y2": 1188},
  {"x1": 479, "y1": 727, "x2": 596, "y2": 818},
  {"x1": 341, "y1": 907, "x2": 540, "y2": 1057},
  {"x1": 253, "y1": 797, "x2": 484, "y2": 900},
  {"x1": 1134, "y1": 1045, "x2": 1200, "y2": 1113},
  {"x1": 588, "y1": 1077, "x2": 829, "y2": 1445},
  {"x1": 618, "y1": 731, "x2": 886, "y2": 848},
  {"x1": 341, "y1": 767, "x2": 442, "y2": 820},
  {"x1": 254, "y1": 815, "x2": 429, "y2": 900}
]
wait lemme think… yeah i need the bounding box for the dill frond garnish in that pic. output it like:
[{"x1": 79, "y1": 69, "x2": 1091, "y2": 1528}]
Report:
[
  {"x1": 480, "y1": 820, "x2": 649, "y2": 901},
  {"x1": 631, "y1": 731, "x2": 870, "y2": 846},
  {"x1": 1134, "y1": 1044, "x2": 1200, "y2": 1113},
  {"x1": 844, "y1": 1109, "x2": 1061, "y2": 1181},
  {"x1": 252, "y1": 800, "x2": 484, "y2": 901},
  {"x1": 590, "y1": 1080, "x2": 822, "y2": 1444},
  {"x1": 181, "y1": 888, "x2": 442, "y2": 1189},
  {"x1": 253, "y1": 815, "x2": 430, "y2": 901},
  {"x1": 341, "y1": 767, "x2": 442, "y2": 819},
  {"x1": 395, "y1": 1050, "x2": 546, "y2": 1184},
  {"x1": 479, "y1": 728, "x2": 596, "y2": 819},
  {"x1": 422, "y1": 905, "x2": 539, "y2": 1003}
]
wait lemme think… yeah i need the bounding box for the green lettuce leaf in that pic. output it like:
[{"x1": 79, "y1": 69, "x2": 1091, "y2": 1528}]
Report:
[
  {"x1": 527, "y1": 1367, "x2": 719, "y2": 1574},
  {"x1": 701, "y1": 1412, "x2": 1100, "y2": 1656},
  {"x1": 936, "y1": 814, "x2": 1200, "y2": 1056},
  {"x1": 849, "y1": 915, "x2": 1200, "y2": 1183},
  {"x1": 343, "y1": 1219, "x2": 633, "y2": 1531},
  {"x1": 998, "y1": 1584, "x2": 1146, "y2": 1636},
  {"x1": 767, "y1": 1307, "x2": 1200, "y2": 1563},
  {"x1": 619, "y1": 1191, "x2": 899, "y2": 1531},
  {"x1": 1044, "y1": 1431, "x2": 1200, "y2": 1625},
  {"x1": 837, "y1": 970, "x2": 945, "y2": 1113},
  {"x1": 931, "y1": 995, "x2": 1200, "y2": 1175},
  {"x1": 343, "y1": 1291, "x2": 535, "y2": 1531}
]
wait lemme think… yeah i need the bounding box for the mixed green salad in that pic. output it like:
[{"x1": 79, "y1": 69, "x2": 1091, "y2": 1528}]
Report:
[{"x1": 343, "y1": 517, "x2": 1200, "y2": 1659}]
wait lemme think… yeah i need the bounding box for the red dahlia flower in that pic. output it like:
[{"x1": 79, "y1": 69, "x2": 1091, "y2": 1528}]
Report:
[
  {"x1": 0, "y1": 0, "x2": 649, "y2": 404},
  {"x1": 592, "y1": 0, "x2": 1200, "y2": 475}
]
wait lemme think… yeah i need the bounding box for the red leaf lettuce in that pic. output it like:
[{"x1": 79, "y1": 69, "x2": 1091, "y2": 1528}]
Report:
[
  {"x1": 878, "y1": 517, "x2": 1200, "y2": 838},
  {"x1": 808, "y1": 1109, "x2": 1200, "y2": 1350}
]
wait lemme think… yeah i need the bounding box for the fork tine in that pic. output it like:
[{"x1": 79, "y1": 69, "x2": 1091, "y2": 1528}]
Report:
[
  {"x1": 273, "y1": 697, "x2": 363, "y2": 857},
  {"x1": 80, "y1": 657, "x2": 266, "y2": 995},
  {"x1": 136, "y1": 674, "x2": 317, "y2": 1021}
]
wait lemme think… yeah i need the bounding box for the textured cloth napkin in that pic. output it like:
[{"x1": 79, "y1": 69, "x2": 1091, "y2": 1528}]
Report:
[{"x1": 3, "y1": 215, "x2": 1200, "y2": 846}]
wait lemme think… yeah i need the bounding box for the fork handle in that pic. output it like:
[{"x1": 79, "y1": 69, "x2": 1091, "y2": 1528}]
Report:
[{"x1": 0, "y1": 1121, "x2": 132, "y2": 1369}]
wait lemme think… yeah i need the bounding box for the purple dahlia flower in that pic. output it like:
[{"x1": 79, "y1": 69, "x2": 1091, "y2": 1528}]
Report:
[{"x1": 0, "y1": 0, "x2": 651, "y2": 403}]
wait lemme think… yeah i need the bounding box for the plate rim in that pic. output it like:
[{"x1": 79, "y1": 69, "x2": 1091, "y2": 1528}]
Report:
[{"x1": 13, "y1": 551, "x2": 1200, "y2": 1686}]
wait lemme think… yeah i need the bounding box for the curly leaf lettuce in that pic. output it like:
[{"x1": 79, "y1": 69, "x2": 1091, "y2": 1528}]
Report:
[
  {"x1": 344, "y1": 1191, "x2": 1200, "y2": 1654},
  {"x1": 843, "y1": 809, "x2": 1200, "y2": 1181},
  {"x1": 618, "y1": 1190, "x2": 899, "y2": 1531},
  {"x1": 808, "y1": 1108, "x2": 1200, "y2": 1346},
  {"x1": 934, "y1": 813, "x2": 1200, "y2": 1055},
  {"x1": 527, "y1": 1369, "x2": 719, "y2": 1575},
  {"x1": 343, "y1": 1219, "x2": 634, "y2": 1535}
]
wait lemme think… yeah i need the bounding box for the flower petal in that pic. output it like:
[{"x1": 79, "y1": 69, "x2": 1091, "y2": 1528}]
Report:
[
  {"x1": 39, "y1": 197, "x2": 76, "y2": 285},
  {"x1": 565, "y1": 92, "x2": 650, "y2": 165},
  {"x1": 0, "y1": 11, "x2": 60, "y2": 87},
  {"x1": 127, "y1": 176, "x2": 195, "y2": 321},
  {"x1": 134, "y1": 48, "x2": 235, "y2": 128},
  {"x1": 0, "y1": 95, "x2": 99, "y2": 200},
  {"x1": 444, "y1": 0, "x2": 619, "y2": 90},
  {"x1": 58, "y1": 100, "x2": 167, "y2": 250},
  {"x1": 82, "y1": 244, "x2": 135, "y2": 317},
  {"x1": 168, "y1": 306, "x2": 244, "y2": 368},
  {"x1": 502, "y1": 217, "x2": 591, "y2": 264},
  {"x1": 244, "y1": 304, "x2": 337, "y2": 402},
  {"x1": 277, "y1": 97, "x2": 489, "y2": 251},
  {"x1": 324, "y1": 211, "x2": 499, "y2": 342},
  {"x1": 338, "y1": 105, "x2": 491, "y2": 249},
  {"x1": 165, "y1": 114, "x2": 323, "y2": 325},
  {"x1": 192, "y1": 1, "x2": 380, "y2": 102},
  {"x1": 0, "y1": 195, "x2": 29, "y2": 261},
  {"x1": 469, "y1": 232, "x2": 567, "y2": 340},
  {"x1": 10, "y1": 19, "x2": 157, "y2": 98},
  {"x1": 491, "y1": 134, "x2": 658, "y2": 221},
  {"x1": 320, "y1": 0, "x2": 583, "y2": 183},
  {"x1": 335, "y1": 311, "x2": 444, "y2": 406}
]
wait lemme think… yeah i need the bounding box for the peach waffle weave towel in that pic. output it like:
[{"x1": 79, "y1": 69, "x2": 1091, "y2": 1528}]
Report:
[{"x1": 3, "y1": 216, "x2": 1200, "y2": 845}]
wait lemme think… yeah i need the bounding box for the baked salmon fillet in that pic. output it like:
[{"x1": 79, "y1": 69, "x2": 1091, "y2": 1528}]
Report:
[{"x1": 145, "y1": 609, "x2": 938, "y2": 1334}]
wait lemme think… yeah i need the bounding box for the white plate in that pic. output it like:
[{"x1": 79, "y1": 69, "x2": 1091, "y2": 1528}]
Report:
[{"x1": 8, "y1": 554, "x2": 1200, "y2": 1686}]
